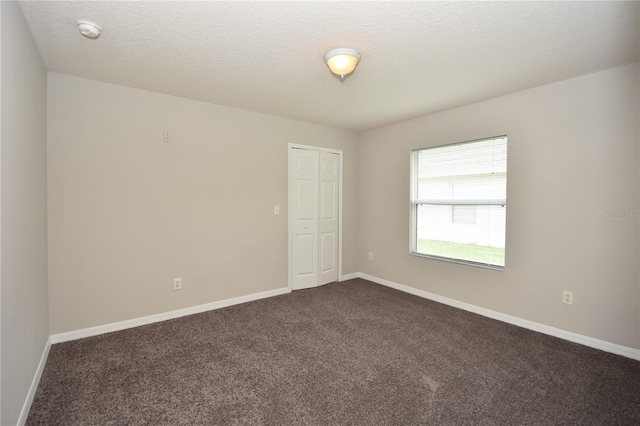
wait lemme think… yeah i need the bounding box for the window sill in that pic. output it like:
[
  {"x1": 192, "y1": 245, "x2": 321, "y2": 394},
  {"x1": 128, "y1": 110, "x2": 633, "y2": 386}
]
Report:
[{"x1": 410, "y1": 252, "x2": 505, "y2": 271}]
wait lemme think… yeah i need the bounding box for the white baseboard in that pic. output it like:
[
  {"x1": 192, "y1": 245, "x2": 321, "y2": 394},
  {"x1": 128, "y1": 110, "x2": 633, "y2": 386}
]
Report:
[
  {"x1": 339, "y1": 272, "x2": 358, "y2": 281},
  {"x1": 51, "y1": 287, "x2": 290, "y2": 344},
  {"x1": 358, "y1": 272, "x2": 640, "y2": 361},
  {"x1": 18, "y1": 336, "x2": 52, "y2": 426}
]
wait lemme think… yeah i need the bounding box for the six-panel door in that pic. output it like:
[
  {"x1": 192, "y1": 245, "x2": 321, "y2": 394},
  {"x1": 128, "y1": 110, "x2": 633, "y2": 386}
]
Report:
[{"x1": 290, "y1": 148, "x2": 339, "y2": 290}]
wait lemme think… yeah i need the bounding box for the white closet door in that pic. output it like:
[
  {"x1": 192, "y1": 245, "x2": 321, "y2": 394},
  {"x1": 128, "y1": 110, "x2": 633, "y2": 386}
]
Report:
[
  {"x1": 291, "y1": 149, "x2": 319, "y2": 290},
  {"x1": 289, "y1": 147, "x2": 340, "y2": 290},
  {"x1": 318, "y1": 151, "x2": 339, "y2": 286}
]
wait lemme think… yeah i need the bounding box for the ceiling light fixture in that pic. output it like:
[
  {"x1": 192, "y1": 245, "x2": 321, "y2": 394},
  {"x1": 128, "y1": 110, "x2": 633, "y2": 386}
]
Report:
[
  {"x1": 77, "y1": 20, "x2": 102, "y2": 39},
  {"x1": 324, "y1": 48, "x2": 361, "y2": 80}
]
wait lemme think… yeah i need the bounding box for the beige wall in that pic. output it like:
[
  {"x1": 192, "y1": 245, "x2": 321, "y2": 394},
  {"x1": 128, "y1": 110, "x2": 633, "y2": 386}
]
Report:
[
  {"x1": 42, "y1": 44, "x2": 640, "y2": 351},
  {"x1": 358, "y1": 63, "x2": 640, "y2": 349},
  {"x1": 47, "y1": 73, "x2": 358, "y2": 334},
  {"x1": 1, "y1": 1, "x2": 50, "y2": 424}
]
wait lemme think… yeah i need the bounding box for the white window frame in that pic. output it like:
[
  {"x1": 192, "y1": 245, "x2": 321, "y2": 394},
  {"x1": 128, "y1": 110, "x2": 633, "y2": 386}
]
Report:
[{"x1": 410, "y1": 135, "x2": 507, "y2": 270}]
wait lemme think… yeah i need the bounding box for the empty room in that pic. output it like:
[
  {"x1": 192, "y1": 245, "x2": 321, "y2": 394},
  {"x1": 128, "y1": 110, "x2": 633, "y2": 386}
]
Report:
[{"x1": 2, "y1": 1, "x2": 639, "y2": 425}]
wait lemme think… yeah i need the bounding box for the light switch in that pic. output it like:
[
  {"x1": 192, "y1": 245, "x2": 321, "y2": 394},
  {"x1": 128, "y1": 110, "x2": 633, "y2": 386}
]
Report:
[{"x1": 274, "y1": 205, "x2": 280, "y2": 215}]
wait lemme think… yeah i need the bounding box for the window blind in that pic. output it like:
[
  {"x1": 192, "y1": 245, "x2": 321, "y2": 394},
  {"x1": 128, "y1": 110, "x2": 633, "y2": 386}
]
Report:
[{"x1": 411, "y1": 136, "x2": 507, "y2": 268}]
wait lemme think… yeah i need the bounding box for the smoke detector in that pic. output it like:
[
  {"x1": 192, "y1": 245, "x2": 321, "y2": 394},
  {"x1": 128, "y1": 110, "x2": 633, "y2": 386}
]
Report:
[{"x1": 77, "y1": 20, "x2": 102, "y2": 39}]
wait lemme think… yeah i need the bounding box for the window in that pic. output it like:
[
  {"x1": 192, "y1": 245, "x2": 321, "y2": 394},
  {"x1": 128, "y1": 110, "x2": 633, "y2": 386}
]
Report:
[
  {"x1": 452, "y1": 205, "x2": 476, "y2": 224},
  {"x1": 411, "y1": 136, "x2": 507, "y2": 269}
]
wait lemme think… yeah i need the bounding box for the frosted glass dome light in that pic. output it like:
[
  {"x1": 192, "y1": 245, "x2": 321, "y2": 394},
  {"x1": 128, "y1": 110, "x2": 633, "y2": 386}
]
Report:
[{"x1": 324, "y1": 48, "x2": 361, "y2": 79}]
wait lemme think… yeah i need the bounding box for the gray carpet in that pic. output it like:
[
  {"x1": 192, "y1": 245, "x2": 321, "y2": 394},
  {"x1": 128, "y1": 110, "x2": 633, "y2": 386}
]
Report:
[{"x1": 27, "y1": 279, "x2": 640, "y2": 425}]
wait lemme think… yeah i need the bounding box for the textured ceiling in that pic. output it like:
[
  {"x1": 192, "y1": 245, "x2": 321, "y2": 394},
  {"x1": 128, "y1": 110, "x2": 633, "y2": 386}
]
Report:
[{"x1": 18, "y1": 1, "x2": 640, "y2": 132}]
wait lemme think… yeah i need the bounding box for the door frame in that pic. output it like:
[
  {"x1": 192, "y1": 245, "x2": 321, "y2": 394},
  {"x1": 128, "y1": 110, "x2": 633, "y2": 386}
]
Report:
[{"x1": 287, "y1": 143, "x2": 343, "y2": 291}]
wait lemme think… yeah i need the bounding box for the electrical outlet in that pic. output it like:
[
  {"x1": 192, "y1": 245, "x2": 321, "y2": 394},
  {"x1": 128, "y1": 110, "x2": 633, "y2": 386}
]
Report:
[
  {"x1": 163, "y1": 130, "x2": 172, "y2": 143},
  {"x1": 562, "y1": 291, "x2": 573, "y2": 305},
  {"x1": 173, "y1": 278, "x2": 182, "y2": 290},
  {"x1": 368, "y1": 252, "x2": 374, "y2": 261}
]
